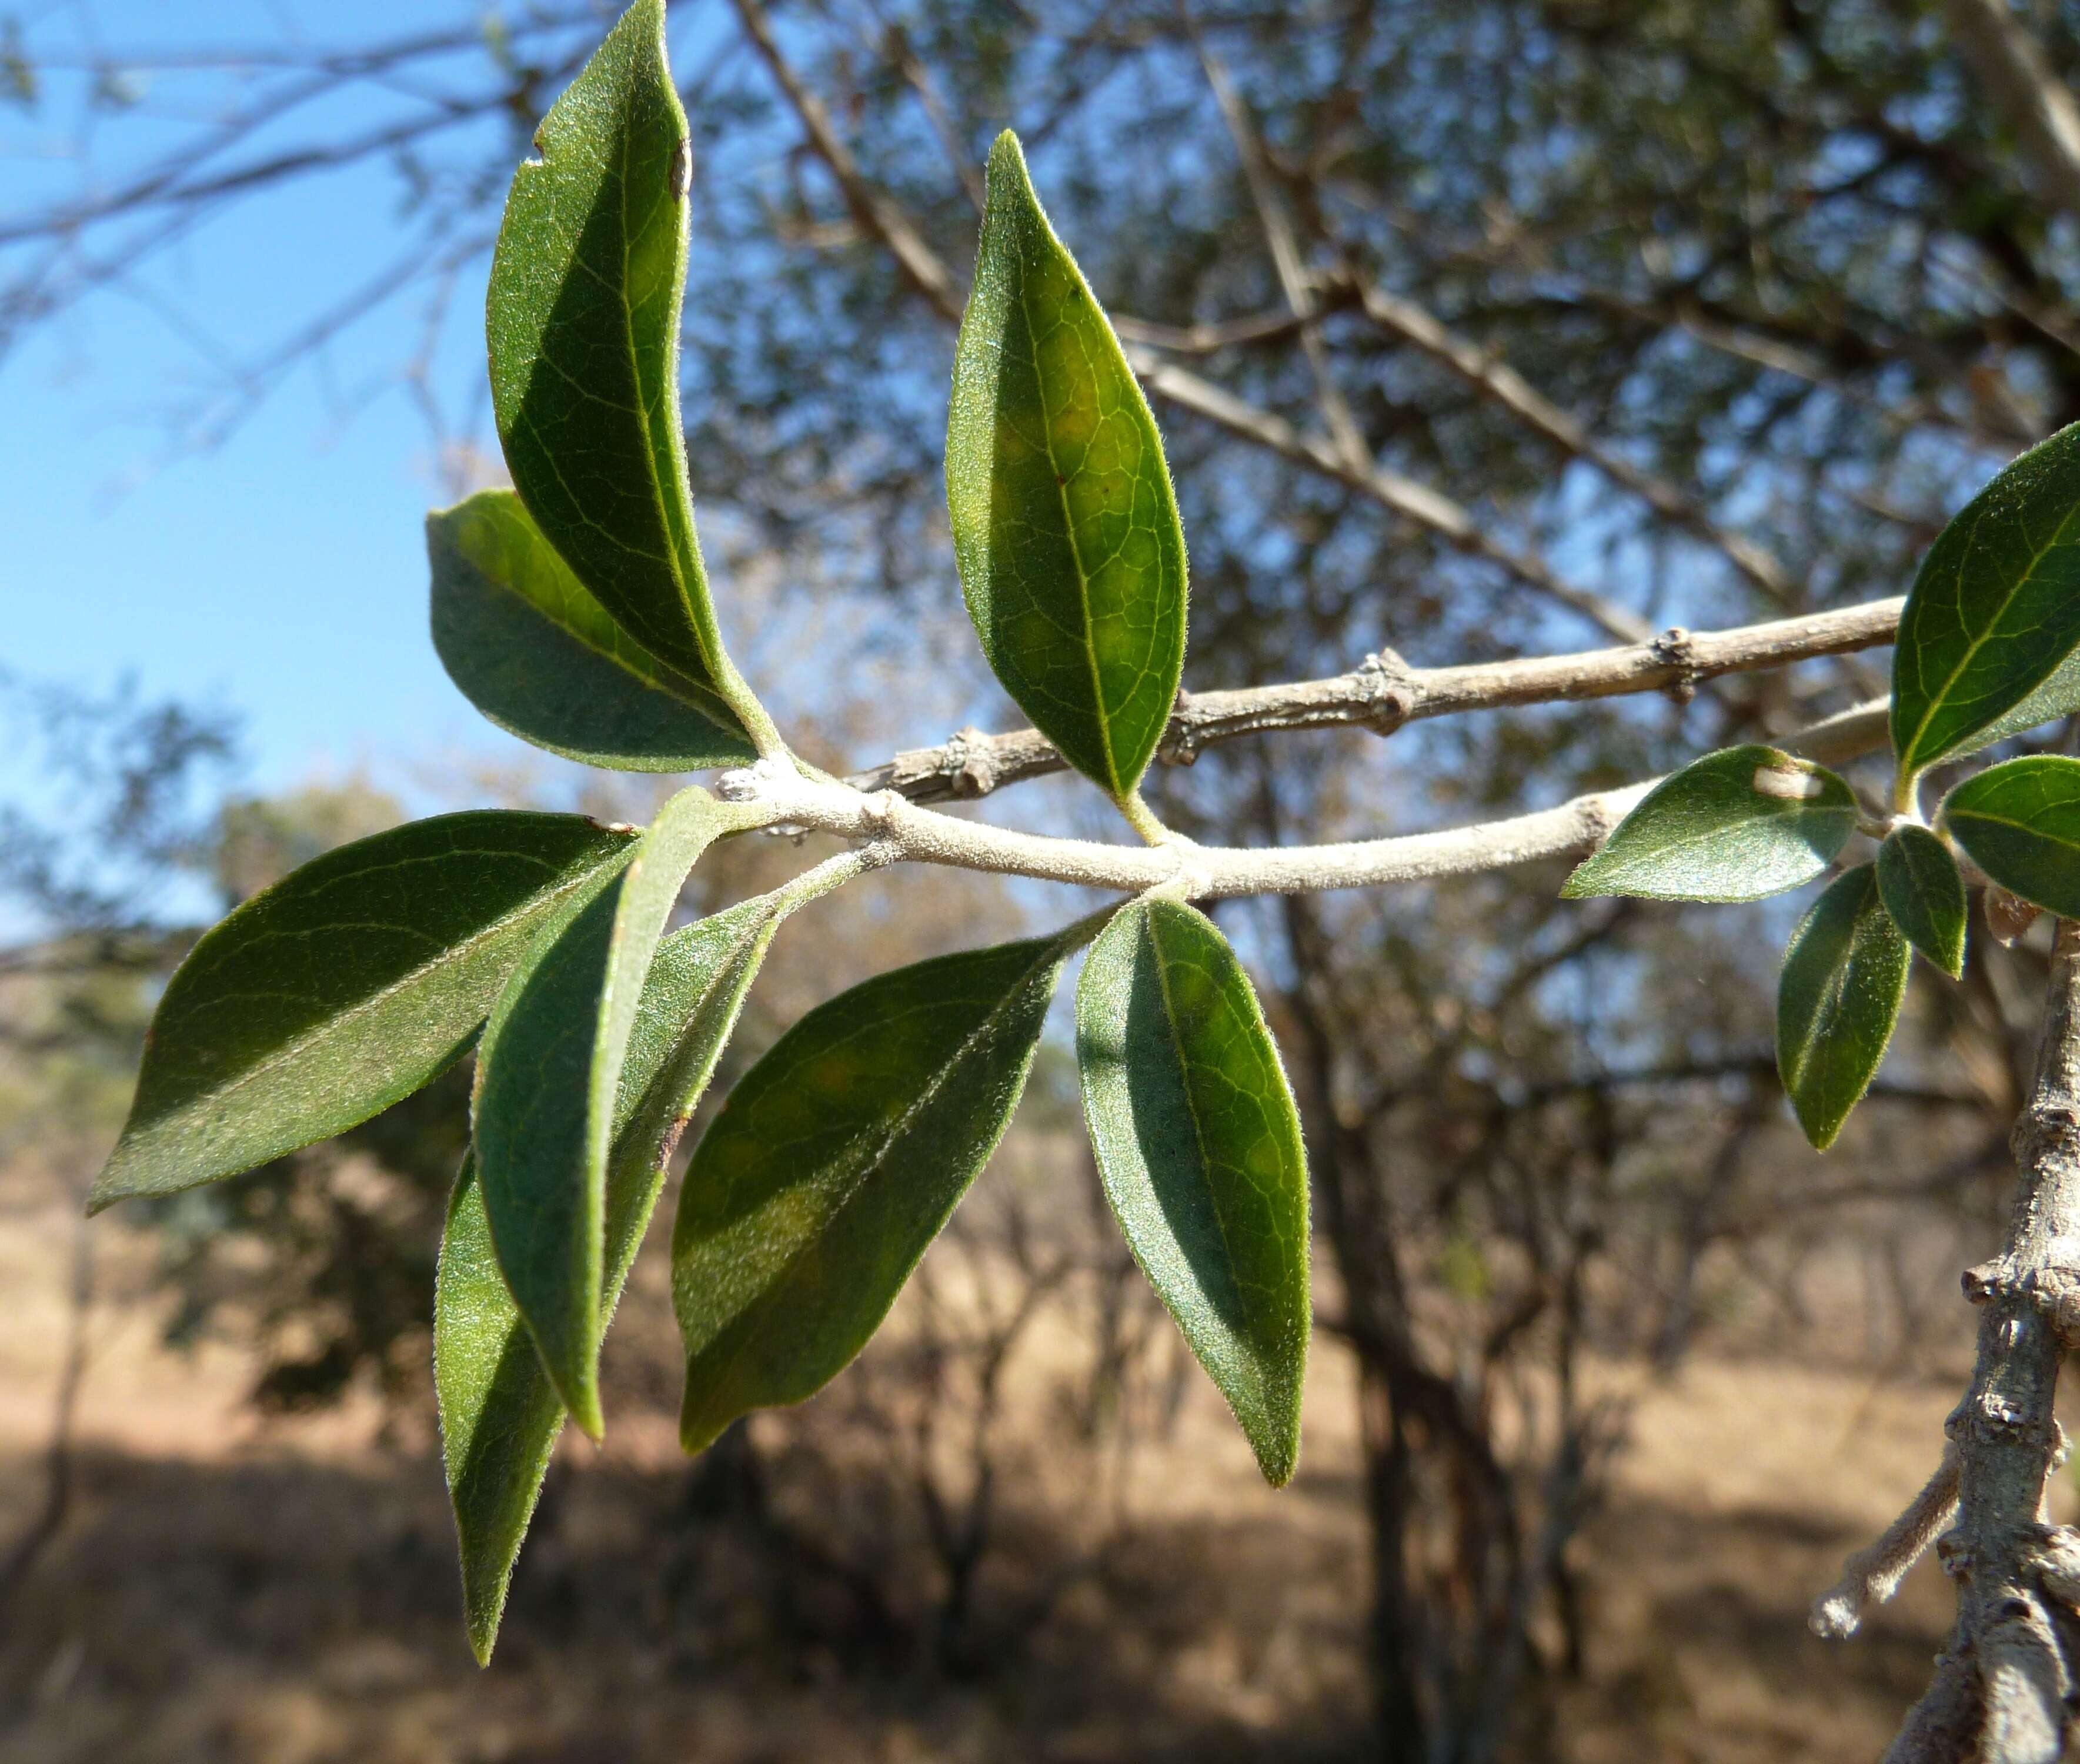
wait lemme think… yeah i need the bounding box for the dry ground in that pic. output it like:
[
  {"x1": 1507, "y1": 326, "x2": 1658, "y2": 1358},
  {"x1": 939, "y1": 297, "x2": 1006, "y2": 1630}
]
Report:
[{"x1": 0, "y1": 1172, "x2": 2040, "y2": 1764}]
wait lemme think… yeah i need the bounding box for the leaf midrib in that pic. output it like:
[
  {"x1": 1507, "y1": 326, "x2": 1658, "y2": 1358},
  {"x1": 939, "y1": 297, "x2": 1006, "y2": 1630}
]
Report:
[
  {"x1": 1597, "y1": 797, "x2": 1847, "y2": 871},
  {"x1": 689, "y1": 941, "x2": 1060, "y2": 1363},
  {"x1": 1017, "y1": 267, "x2": 1121, "y2": 797},
  {"x1": 1948, "y1": 801, "x2": 2080, "y2": 851},
  {"x1": 476, "y1": 537, "x2": 739, "y2": 731},
  {"x1": 132, "y1": 847, "x2": 626, "y2": 1141},
  {"x1": 1143, "y1": 913, "x2": 1253, "y2": 1331},
  {"x1": 1902, "y1": 496, "x2": 2080, "y2": 767},
  {"x1": 615, "y1": 103, "x2": 706, "y2": 679}
]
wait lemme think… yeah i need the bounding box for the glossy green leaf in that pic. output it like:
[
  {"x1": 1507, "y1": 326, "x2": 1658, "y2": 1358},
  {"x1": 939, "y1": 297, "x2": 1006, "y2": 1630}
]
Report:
[
  {"x1": 428, "y1": 490, "x2": 752, "y2": 772},
  {"x1": 1777, "y1": 865, "x2": 1911, "y2": 1151},
  {"x1": 473, "y1": 787, "x2": 737, "y2": 1437},
  {"x1": 1892, "y1": 423, "x2": 2080, "y2": 777},
  {"x1": 91, "y1": 812, "x2": 634, "y2": 1212},
  {"x1": 486, "y1": 0, "x2": 733, "y2": 697},
  {"x1": 1076, "y1": 898, "x2": 1309, "y2": 1486},
  {"x1": 1943, "y1": 754, "x2": 2080, "y2": 918},
  {"x1": 672, "y1": 921, "x2": 1093, "y2": 1451},
  {"x1": 946, "y1": 130, "x2": 1188, "y2": 803},
  {"x1": 1561, "y1": 745, "x2": 1858, "y2": 903},
  {"x1": 438, "y1": 883, "x2": 810, "y2": 1664},
  {"x1": 1875, "y1": 824, "x2": 1967, "y2": 978}
]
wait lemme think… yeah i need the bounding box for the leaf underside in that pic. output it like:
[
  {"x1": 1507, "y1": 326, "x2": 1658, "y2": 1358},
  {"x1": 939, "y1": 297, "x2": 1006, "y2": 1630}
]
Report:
[
  {"x1": 92, "y1": 811, "x2": 633, "y2": 1211},
  {"x1": 1892, "y1": 422, "x2": 2080, "y2": 777},
  {"x1": 1076, "y1": 898, "x2": 1310, "y2": 1486},
  {"x1": 486, "y1": 0, "x2": 725, "y2": 689},
  {"x1": 1944, "y1": 754, "x2": 2080, "y2": 920},
  {"x1": 473, "y1": 788, "x2": 732, "y2": 1436},
  {"x1": 946, "y1": 131, "x2": 1188, "y2": 803},
  {"x1": 1875, "y1": 824, "x2": 1967, "y2": 977},
  {"x1": 671, "y1": 926, "x2": 1086, "y2": 1452},
  {"x1": 438, "y1": 891, "x2": 794, "y2": 1664},
  {"x1": 1777, "y1": 864, "x2": 1910, "y2": 1151},
  {"x1": 1562, "y1": 745, "x2": 1857, "y2": 903},
  {"x1": 428, "y1": 490, "x2": 750, "y2": 771}
]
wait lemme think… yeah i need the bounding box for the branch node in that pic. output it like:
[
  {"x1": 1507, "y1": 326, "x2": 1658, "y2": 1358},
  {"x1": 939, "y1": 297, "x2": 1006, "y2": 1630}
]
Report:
[
  {"x1": 2026, "y1": 1525, "x2": 2080, "y2": 1610},
  {"x1": 1651, "y1": 626, "x2": 1700, "y2": 704},
  {"x1": 1161, "y1": 688, "x2": 1205, "y2": 767},
  {"x1": 2013, "y1": 1101, "x2": 2080, "y2": 1172},
  {"x1": 940, "y1": 726, "x2": 996, "y2": 799},
  {"x1": 1357, "y1": 649, "x2": 1416, "y2": 734},
  {"x1": 1988, "y1": 886, "x2": 2043, "y2": 948},
  {"x1": 1965, "y1": 1259, "x2": 2010, "y2": 1305}
]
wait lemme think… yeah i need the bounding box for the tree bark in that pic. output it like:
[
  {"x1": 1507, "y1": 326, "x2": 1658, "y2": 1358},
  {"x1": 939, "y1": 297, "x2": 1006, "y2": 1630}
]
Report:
[{"x1": 1869, "y1": 920, "x2": 2080, "y2": 1762}]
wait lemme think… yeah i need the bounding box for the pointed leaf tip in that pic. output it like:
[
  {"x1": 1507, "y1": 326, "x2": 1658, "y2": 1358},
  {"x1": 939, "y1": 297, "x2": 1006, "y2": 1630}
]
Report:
[
  {"x1": 1777, "y1": 865, "x2": 1909, "y2": 1151},
  {"x1": 1876, "y1": 824, "x2": 1967, "y2": 978},
  {"x1": 1562, "y1": 746, "x2": 1857, "y2": 903},
  {"x1": 672, "y1": 923, "x2": 1091, "y2": 1451},
  {"x1": 440, "y1": 886, "x2": 802, "y2": 1661},
  {"x1": 92, "y1": 811, "x2": 635, "y2": 1211},
  {"x1": 947, "y1": 125, "x2": 1188, "y2": 803},
  {"x1": 1077, "y1": 898, "x2": 1309, "y2": 1486},
  {"x1": 487, "y1": 0, "x2": 737, "y2": 697}
]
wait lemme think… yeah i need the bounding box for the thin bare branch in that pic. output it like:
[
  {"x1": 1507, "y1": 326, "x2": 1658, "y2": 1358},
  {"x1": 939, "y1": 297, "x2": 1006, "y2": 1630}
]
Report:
[
  {"x1": 1945, "y1": 0, "x2": 2080, "y2": 218},
  {"x1": 1812, "y1": 1444, "x2": 1961, "y2": 1638},
  {"x1": 1194, "y1": 29, "x2": 1370, "y2": 473},
  {"x1": 850, "y1": 598, "x2": 1901, "y2": 804},
  {"x1": 727, "y1": 0, "x2": 963, "y2": 324},
  {"x1": 1340, "y1": 270, "x2": 1795, "y2": 605},
  {"x1": 1122, "y1": 348, "x2": 1653, "y2": 642},
  {"x1": 727, "y1": 0, "x2": 1650, "y2": 644},
  {"x1": 1111, "y1": 307, "x2": 1319, "y2": 356}
]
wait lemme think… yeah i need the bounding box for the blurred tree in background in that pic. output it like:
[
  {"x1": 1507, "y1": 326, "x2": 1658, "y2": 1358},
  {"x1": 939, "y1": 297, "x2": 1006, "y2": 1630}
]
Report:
[{"x1": 9, "y1": 2, "x2": 2080, "y2": 1758}]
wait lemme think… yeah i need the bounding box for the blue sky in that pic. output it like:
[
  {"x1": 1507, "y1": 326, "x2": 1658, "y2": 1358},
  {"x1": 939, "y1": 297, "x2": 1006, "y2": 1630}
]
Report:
[{"x1": 1, "y1": 3, "x2": 607, "y2": 799}]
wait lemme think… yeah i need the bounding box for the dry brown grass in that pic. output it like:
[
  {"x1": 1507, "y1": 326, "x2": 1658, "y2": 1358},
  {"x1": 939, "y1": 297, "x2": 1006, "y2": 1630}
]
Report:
[{"x1": 0, "y1": 1164, "x2": 2048, "y2": 1764}]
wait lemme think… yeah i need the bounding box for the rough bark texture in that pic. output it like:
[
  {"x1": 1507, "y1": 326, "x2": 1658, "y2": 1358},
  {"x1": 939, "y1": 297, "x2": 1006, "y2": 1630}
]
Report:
[
  {"x1": 848, "y1": 601, "x2": 1900, "y2": 805},
  {"x1": 1856, "y1": 920, "x2": 2080, "y2": 1763}
]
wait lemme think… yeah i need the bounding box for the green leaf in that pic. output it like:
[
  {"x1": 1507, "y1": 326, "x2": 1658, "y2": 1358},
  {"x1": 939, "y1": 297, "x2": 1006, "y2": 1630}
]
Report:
[
  {"x1": 672, "y1": 921, "x2": 1092, "y2": 1451},
  {"x1": 473, "y1": 787, "x2": 738, "y2": 1437},
  {"x1": 1943, "y1": 754, "x2": 2080, "y2": 918},
  {"x1": 428, "y1": 490, "x2": 752, "y2": 772},
  {"x1": 1777, "y1": 865, "x2": 1911, "y2": 1151},
  {"x1": 1561, "y1": 746, "x2": 1859, "y2": 903},
  {"x1": 91, "y1": 812, "x2": 634, "y2": 1212},
  {"x1": 946, "y1": 131, "x2": 1188, "y2": 803},
  {"x1": 486, "y1": 0, "x2": 737, "y2": 703},
  {"x1": 437, "y1": 884, "x2": 806, "y2": 1665},
  {"x1": 1875, "y1": 824, "x2": 1967, "y2": 978},
  {"x1": 1946, "y1": 645, "x2": 2080, "y2": 758},
  {"x1": 1892, "y1": 423, "x2": 2080, "y2": 778},
  {"x1": 1075, "y1": 898, "x2": 1310, "y2": 1486}
]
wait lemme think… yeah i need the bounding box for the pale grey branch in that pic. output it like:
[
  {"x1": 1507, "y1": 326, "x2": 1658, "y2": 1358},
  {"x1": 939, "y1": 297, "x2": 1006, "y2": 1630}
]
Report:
[
  {"x1": 732, "y1": 687, "x2": 1892, "y2": 900},
  {"x1": 850, "y1": 599, "x2": 1902, "y2": 804},
  {"x1": 1854, "y1": 918, "x2": 2080, "y2": 1763}
]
